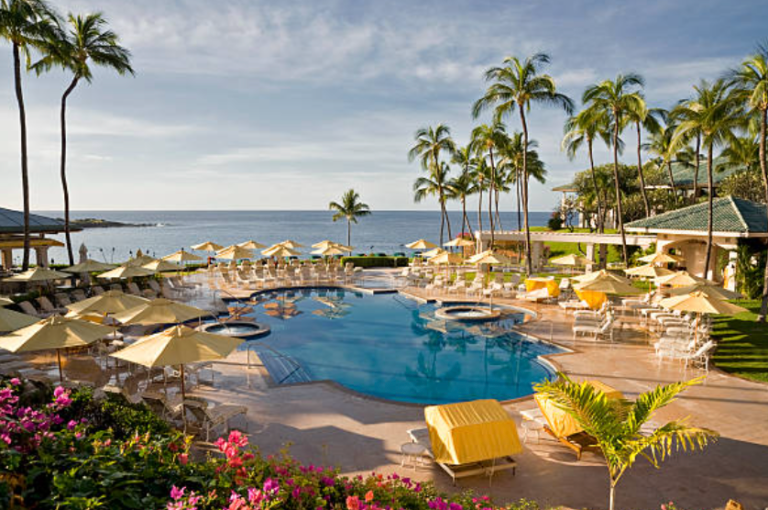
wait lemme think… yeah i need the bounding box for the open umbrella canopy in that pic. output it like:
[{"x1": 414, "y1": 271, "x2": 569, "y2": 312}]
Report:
[
  {"x1": 3, "y1": 267, "x2": 71, "y2": 282},
  {"x1": 312, "y1": 240, "x2": 353, "y2": 252},
  {"x1": 66, "y1": 290, "x2": 149, "y2": 316},
  {"x1": 405, "y1": 239, "x2": 438, "y2": 250},
  {"x1": 0, "y1": 315, "x2": 113, "y2": 353},
  {"x1": 0, "y1": 307, "x2": 38, "y2": 333},
  {"x1": 263, "y1": 245, "x2": 300, "y2": 258},
  {"x1": 551, "y1": 254, "x2": 592, "y2": 267},
  {"x1": 162, "y1": 250, "x2": 202, "y2": 263},
  {"x1": 422, "y1": 247, "x2": 445, "y2": 259},
  {"x1": 468, "y1": 250, "x2": 512, "y2": 265},
  {"x1": 638, "y1": 252, "x2": 683, "y2": 265},
  {"x1": 98, "y1": 266, "x2": 155, "y2": 280},
  {"x1": 191, "y1": 241, "x2": 223, "y2": 252},
  {"x1": 123, "y1": 254, "x2": 156, "y2": 267},
  {"x1": 238, "y1": 240, "x2": 267, "y2": 250},
  {"x1": 655, "y1": 271, "x2": 708, "y2": 287},
  {"x1": 570, "y1": 271, "x2": 601, "y2": 283},
  {"x1": 574, "y1": 270, "x2": 642, "y2": 295},
  {"x1": 624, "y1": 264, "x2": 675, "y2": 278},
  {"x1": 666, "y1": 283, "x2": 743, "y2": 300},
  {"x1": 0, "y1": 296, "x2": 14, "y2": 307},
  {"x1": 111, "y1": 298, "x2": 209, "y2": 326},
  {"x1": 443, "y1": 237, "x2": 475, "y2": 248},
  {"x1": 659, "y1": 291, "x2": 749, "y2": 315},
  {"x1": 311, "y1": 245, "x2": 347, "y2": 257},
  {"x1": 268, "y1": 240, "x2": 304, "y2": 250},
  {"x1": 143, "y1": 259, "x2": 184, "y2": 272},
  {"x1": 216, "y1": 245, "x2": 254, "y2": 260},
  {"x1": 110, "y1": 324, "x2": 243, "y2": 367},
  {"x1": 64, "y1": 259, "x2": 115, "y2": 273},
  {"x1": 429, "y1": 252, "x2": 464, "y2": 265}
]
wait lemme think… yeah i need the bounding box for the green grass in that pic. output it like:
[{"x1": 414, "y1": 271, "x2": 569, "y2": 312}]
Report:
[
  {"x1": 711, "y1": 299, "x2": 768, "y2": 383},
  {"x1": 528, "y1": 227, "x2": 623, "y2": 263}
]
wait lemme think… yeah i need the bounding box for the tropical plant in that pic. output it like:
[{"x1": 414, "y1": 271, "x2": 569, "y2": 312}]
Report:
[
  {"x1": 626, "y1": 98, "x2": 664, "y2": 217},
  {"x1": 535, "y1": 374, "x2": 718, "y2": 510},
  {"x1": 451, "y1": 145, "x2": 478, "y2": 238},
  {"x1": 447, "y1": 168, "x2": 477, "y2": 239},
  {"x1": 473, "y1": 53, "x2": 573, "y2": 275},
  {"x1": 32, "y1": 12, "x2": 134, "y2": 265},
  {"x1": 413, "y1": 162, "x2": 453, "y2": 244},
  {"x1": 583, "y1": 73, "x2": 646, "y2": 265},
  {"x1": 672, "y1": 79, "x2": 742, "y2": 277},
  {"x1": 470, "y1": 121, "x2": 508, "y2": 242},
  {"x1": 328, "y1": 189, "x2": 371, "y2": 247},
  {"x1": 472, "y1": 158, "x2": 491, "y2": 237},
  {"x1": 0, "y1": 0, "x2": 60, "y2": 269},
  {"x1": 643, "y1": 120, "x2": 680, "y2": 199},
  {"x1": 408, "y1": 124, "x2": 456, "y2": 244},
  {"x1": 727, "y1": 42, "x2": 768, "y2": 321},
  {"x1": 718, "y1": 134, "x2": 759, "y2": 173},
  {"x1": 500, "y1": 132, "x2": 546, "y2": 231}
]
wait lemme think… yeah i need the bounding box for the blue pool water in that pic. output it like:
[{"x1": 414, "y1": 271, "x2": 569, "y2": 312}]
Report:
[{"x1": 235, "y1": 289, "x2": 562, "y2": 404}]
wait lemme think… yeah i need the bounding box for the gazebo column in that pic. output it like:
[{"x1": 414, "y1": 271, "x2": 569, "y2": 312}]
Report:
[
  {"x1": 585, "y1": 243, "x2": 595, "y2": 272},
  {"x1": 531, "y1": 241, "x2": 543, "y2": 271},
  {"x1": 1, "y1": 249, "x2": 12, "y2": 270},
  {"x1": 34, "y1": 247, "x2": 49, "y2": 268}
]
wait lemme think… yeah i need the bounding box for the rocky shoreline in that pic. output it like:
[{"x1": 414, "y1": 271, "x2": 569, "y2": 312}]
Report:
[{"x1": 66, "y1": 218, "x2": 159, "y2": 229}]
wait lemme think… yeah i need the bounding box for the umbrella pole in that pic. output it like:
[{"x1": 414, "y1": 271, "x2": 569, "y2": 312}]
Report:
[
  {"x1": 180, "y1": 364, "x2": 187, "y2": 431},
  {"x1": 57, "y1": 349, "x2": 63, "y2": 383}
]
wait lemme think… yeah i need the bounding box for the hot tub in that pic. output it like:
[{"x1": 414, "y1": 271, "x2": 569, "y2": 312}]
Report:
[
  {"x1": 434, "y1": 306, "x2": 502, "y2": 322},
  {"x1": 200, "y1": 321, "x2": 270, "y2": 339}
]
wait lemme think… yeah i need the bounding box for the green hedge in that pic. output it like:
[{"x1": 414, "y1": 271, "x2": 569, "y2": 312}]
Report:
[{"x1": 340, "y1": 256, "x2": 409, "y2": 268}]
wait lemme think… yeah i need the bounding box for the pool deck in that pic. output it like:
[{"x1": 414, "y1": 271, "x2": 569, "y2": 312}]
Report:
[{"x1": 23, "y1": 271, "x2": 768, "y2": 509}]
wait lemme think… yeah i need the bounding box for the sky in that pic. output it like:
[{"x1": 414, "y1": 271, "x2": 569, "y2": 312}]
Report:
[{"x1": 0, "y1": 0, "x2": 765, "y2": 212}]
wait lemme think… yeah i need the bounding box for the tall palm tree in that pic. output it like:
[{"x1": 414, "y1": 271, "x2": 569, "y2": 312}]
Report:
[
  {"x1": 643, "y1": 120, "x2": 680, "y2": 199},
  {"x1": 472, "y1": 158, "x2": 491, "y2": 237},
  {"x1": 447, "y1": 167, "x2": 477, "y2": 239},
  {"x1": 0, "y1": 0, "x2": 59, "y2": 269},
  {"x1": 583, "y1": 73, "x2": 645, "y2": 265},
  {"x1": 719, "y1": 134, "x2": 759, "y2": 172},
  {"x1": 626, "y1": 98, "x2": 663, "y2": 217},
  {"x1": 328, "y1": 189, "x2": 371, "y2": 247},
  {"x1": 727, "y1": 42, "x2": 768, "y2": 321},
  {"x1": 673, "y1": 80, "x2": 742, "y2": 277},
  {"x1": 33, "y1": 12, "x2": 133, "y2": 265},
  {"x1": 473, "y1": 53, "x2": 573, "y2": 275},
  {"x1": 536, "y1": 374, "x2": 717, "y2": 510},
  {"x1": 671, "y1": 96, "x2": 707, "y2": 204},
  {"x1": 452, "y1": 145, "x2": 480, "y2": 238},
  {"x1": 470, "y1": 122, "x2": 507, "y2": 244},
  {"x1": 500, "y1": 132, "x2": 546, "y2": 231},
  {"x1": 408, "y1": 124, "x2": 456, "y2": 244},
  {"x1": 413, "y1": 162, "x2": 453, "y2": 244},
  {"x1": 562, "y1": 107, "x2": 611, "y2": 233}
]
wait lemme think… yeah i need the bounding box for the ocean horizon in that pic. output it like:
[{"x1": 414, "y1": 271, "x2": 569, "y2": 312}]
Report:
[{"x1": 32, "y1": 210, "x2": 552, "y2": 265}]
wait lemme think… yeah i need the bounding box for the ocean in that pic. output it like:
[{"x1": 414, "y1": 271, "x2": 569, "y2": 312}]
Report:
[{"x1": 34, "y1": 210, "x2": 551, "y2": 264}]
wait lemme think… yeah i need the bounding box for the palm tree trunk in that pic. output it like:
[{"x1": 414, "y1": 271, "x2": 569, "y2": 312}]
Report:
[
  {"x1": 666, "y1": 160, "x2": 678, "y2": 200},
  {"x1": 609, "y1": 483, "x2": 616, "y2": 510},
  {"x1": 444, "y1": 202, "x2": 453, "y2": 241},
  {"x1": 13, "y1": 43, "x2": 31, "y2": 270},
  {"x1": 693, "y1": 134, "x2": 701, "y2": 203},
  {"x1": 612, "y1": 119, "x2": 629, "y2": 265},
  {"x1": 516, "y1": 172, "x2": 521, "y2": 230},
  {"x1": 495, "y1": 188, "x2": 502, "y2": 230},
  {"x1": 587, "y1": 140, "x2": 603, "y2": 233},
  {"x1": 477, "y1": 186, "x2": 483, "y2": 235},
  {"x1": 519, "y1": 105, "x2": 533, "y2": 276},
  {"x1": 758, "y1": 108, "x2": 768, "y2": 322},
  {"x1": 488, "y1": 150, "x2": 496, "y2": 245},
  {"x1": 60, "y1": 77, "x2": 80, "y2": 266},
  {"x1": 462, "y1": 197, "x2": 473, "y2": 239},
  {"x1": 347, "y1": 219, "x2": 351, "y2": 248},
  {"x1": 704, "y1": 143, "x2": 714, "y2": 279},
  {"x1": 636, "y1": 122, "x2": 651, "y2": 217},
  {"x1": 438, "y1": 196, "x2": 445, "y2": 245}
]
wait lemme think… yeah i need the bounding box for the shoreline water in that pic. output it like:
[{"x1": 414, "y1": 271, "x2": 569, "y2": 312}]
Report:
[{"x1": 33, "y1": 210, "x2": 551, "y2": 265}]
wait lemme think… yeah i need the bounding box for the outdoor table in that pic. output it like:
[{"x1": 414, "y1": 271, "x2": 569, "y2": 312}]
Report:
[{"x1": 400, "y1": 442, "x2": 428, "y2": 470}]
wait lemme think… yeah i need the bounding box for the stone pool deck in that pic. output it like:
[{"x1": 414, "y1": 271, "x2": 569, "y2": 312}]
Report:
[{"x1": 23, "y1": 272, "x2": 768, "y2": 509}]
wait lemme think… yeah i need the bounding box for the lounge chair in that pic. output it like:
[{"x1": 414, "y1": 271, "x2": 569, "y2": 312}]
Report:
[
  {"x1": 127, "y1": 282, "x2": 143, "y2": 296},
  {"x1": 18, "y1": 301, "x2": 50, "y2": 318},
  {"x1": 91, "y1": 286, "x2": 105, "y2": 296},
  {"x1": 142, "y1": 391, "x2": 185, "y2": 423},
  {"x1": 109, "y1": 283, "x2": 123, "y2": 293},
  {"x1": 535, "y1": 388, "x2": 607, "y2": 460},
  {"x1": 521, "y1": 287, "x2": 550, "y2": 302},
  {"x1": 54, "y1": 293, "x2": 72, "y2": 308},
  {"x1": 184, "y1": 399, "x2": 248, "y2": 441},
  {"x1": 572, "y1": 318, "x2": 614, "y2": 341},
  {"x1": 70, "y1": 289, "x2": 87, "y2": 302}
]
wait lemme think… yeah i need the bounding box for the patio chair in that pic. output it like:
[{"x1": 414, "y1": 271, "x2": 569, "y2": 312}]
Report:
[
  {"x1": 70, "y1": 289, "x2": 87, "y2": 302},
  {"x1": 535, "y1": 391, "x2": 605, "y2": 460},
  {"x1": 184, "y1": 399, "x2": 248, "y2": 441},
  {"x1": 680, "y1": 340, "x2": 716, "y2": 371},
  {"x1": 572, "y1": 317, "x2": 613, "y2": 341},
  {"x1": 36, "y1": 296, "x2": 67, "y2": 315},
  {"x1": 18, "y1": 301, "x2": 50, "y2": 318},
  {"x1": 54, "y1": 293, "x2": 72, "y2": 308},
  {"x1": 126, "y1": 282, "x2": 143, "y2": 296},
  {"x1": 109, "y1": 283, "x2": 123, "y2": 292},
  {"x1": 91, "y1": 285, "x2": 105, "y2": 296},
  {"x1": 142, "y1": 391, "x2": 185, "y2": 423}
]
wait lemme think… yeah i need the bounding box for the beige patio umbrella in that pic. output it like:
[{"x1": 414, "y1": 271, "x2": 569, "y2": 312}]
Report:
[
  {"x1": 273, "y1": 240, "x2": 304, "y2": 249},
  {"x1": 429, "y1": 252, "x2": 464, "y2": 265},
  {"x1": 0, "y1": 307, "x2": 38, "y2": 333},
  {"x1": 110, "y1": 325, "x2": 243, "y2": 401},
  {"x1": 143, "y1": 259, "x2": 184, "y2": 273},
  {"x1": 112, "y1": 298, "x2": 209, "y2": 326},
  {"x1": 666, "y1": 283, "x2": 743, "y2": 300},
  {"x1": 405, "y1": 239, "x2": 438, "y2": 250},
  {"x1": 311, "y1": 245, "x2": 347, "y2": 257},
  {"x1": 163, "y1": 250, "x2": 203, "y2": 264},
  {"x1": 216, "y1": 245, "x2": 254, "y2": 260},
  {"x1": 0, "y1": 316, "x2": 113, "y2": 381},
  {"x1": 468, "y1": 249, "x2": 512, "y2": 265},
  {"x1": 655, "y1": 271, "x2": 708, "y2": 287},
  {"x1": 66, "y1": 290, "x2": 149, "y2": 316},
  {"x1": 312, "y1": 240, "x2": 354, "y2": 252},
  {"x1": 64, "y1": 259, "x2": 115, "y2": 273},
  {"x1": 191, "y1": 241, "x2": 223, "y2": 252},
  {"x1": 0, "y1": 296, "x2": 14, "y2": 307},
  {"x1": 624, "y1": 264, "x2": 675, "y2": 278},
  {"x1": 660, "y1": 291, "x2": 748, "y2": 315},
  {"x1": 551, "y1": 254, "x2": 593, "y2": 267},
  {"x1": 443, "y1": 238, "x2": 474, "y2": 248},
  {"x1": 3, "y1": 267, "x2": 71, "y2": 282},
  {"x1": 638, "y1": 252, "x2": 683, "y2": 265},
  {"x1": 262, "y1": 245, "x2": 300, "y2": 258},
  {"x1": 123, "y1": 254, "x2": 156, "y2": 267},
  {"x1": 570, "y1": 271, "x2": 601, "y2": 283},
  {"x1": 574, "y1": 270, "x2": 642, "y2": 295},
  {"x1": 238, "y1": 240, "x2": 267, "y2": 250},
  {"x1": 422, "y1": 247, "x2": 445, "y2": 259},
  {"x1": 99, "y1": 266, "x2": 155, "y2": 280}
]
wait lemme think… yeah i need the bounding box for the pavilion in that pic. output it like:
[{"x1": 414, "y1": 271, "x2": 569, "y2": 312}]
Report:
[{"x1": 0, "y1": 207, "x2": 78, "y2": 269}]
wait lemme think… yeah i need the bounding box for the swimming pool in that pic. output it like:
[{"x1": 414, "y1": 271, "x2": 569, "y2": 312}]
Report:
[{"x1": 235, "y1": 288, "x2": 562, "y2": 404}]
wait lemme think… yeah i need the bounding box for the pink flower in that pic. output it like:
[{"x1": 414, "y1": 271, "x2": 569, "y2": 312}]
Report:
[
  {"x1": 9, "y1": 378, "x2": 20, "y2": 386},
  {"x1": 346, "y1": 495, "x2": 360, "y2": 510},
  {"x1": 170, "y1": 486, "x2": 185, "y2": 500},
  {"x1": 365, "y1": 490, "x2": 374, "y2": 502},
  {"x1": 67, "y1": 420, "x2": 77, "y2": 431},
  {"x1": 178, "y1": 453, "x2": 188, "y2": 465}
]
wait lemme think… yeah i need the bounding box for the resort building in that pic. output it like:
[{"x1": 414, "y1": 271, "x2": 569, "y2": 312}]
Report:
[{"x1": 0, "y1": 207, "x2": 76, "y2": 269}]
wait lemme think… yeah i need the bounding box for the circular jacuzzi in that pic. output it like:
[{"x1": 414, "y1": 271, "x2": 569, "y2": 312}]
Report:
[
  {"x1": 434, "y1": 305, "x2": 502, "y2": 322},
  {"x1": 200, "y1": 321, "x2": 270, "y2": 339}
]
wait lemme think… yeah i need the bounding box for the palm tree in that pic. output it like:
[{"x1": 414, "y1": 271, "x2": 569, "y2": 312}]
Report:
[
  {"x1": 473, "y1": 53, "x2": 573, "y2": 275},
  {"x1": 626, "y1": 97, "x2": 663, "y2": 217},
  {"x1": 413, "y1": 162, "x2": 453, "y2": 244},
  {"x1": 470, "y1": 122, "x2": 507, "y2": 244},
  {"x1": 671, "y1": 96, "x2": 707, "y2": 204},
  {"x1": 472, "y1": 158, "x2": 491, "y2": 237},
  {"x1": 643, "y1": 120, "x2": 680, "y2": 199},
  {"x1": 562, "y1": 107, "x2": 612, "y2": 234},
  {"x1": 673, "y1": 80, "x2": 741, "y2": 277},
  {"x1": 719, "y1": 134, "x2": 759, "y2": 172},
  {"x1": 32, "y1": 12, "x2": 133, "y2": 265},
  {"x1": 328, "y1": 189, "x2": 371, "y2": 247},
  {"x1": 500, "y1": 132, "x2": 546, "y2": 231},
  {"x1": 727, "y1": 42, "x2": 768, "y2": 321},
  {"x1": 447, "y1": 168, "x2": 477, "y2": 239},
  {"x1": 0, "y1": 0, "x2": 59, "y2": 269},
  {"x1": 583, "y1": 73, "x2": 645, "y2": 265},
  {"x1": 408, "y1": 124, "x2": 456, "y2": 244},
  {"x1": 537, "y1": 374, "x2": 716, "y2": 510}
]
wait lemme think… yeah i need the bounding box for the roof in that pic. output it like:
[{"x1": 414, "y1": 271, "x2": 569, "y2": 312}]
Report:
[
  {"x1": 626, "y1": 196, "x2": 768, "y2": 235},
  {"x1": 0, "y1": 207, "x2": 79, "y2": 234},
  {"x1": 664, "y1": 156, "x2": 741, "y2": 188}
]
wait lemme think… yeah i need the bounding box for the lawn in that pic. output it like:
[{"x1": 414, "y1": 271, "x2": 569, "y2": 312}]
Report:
[
  {"x1": 711, "y1": 299, "x2": 768, "y2": 383},
  {"x1": 529, "y1": 227, "x2": 624, "y2": 263}
]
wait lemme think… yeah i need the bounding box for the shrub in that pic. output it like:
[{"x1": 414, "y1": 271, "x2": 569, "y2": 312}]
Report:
[
  {"x1": 340, "y1": 256, "x2": 409, "y2": 268},
  {"x1": 547, "y1": 211, "x2": 563, "y2": 231}
]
